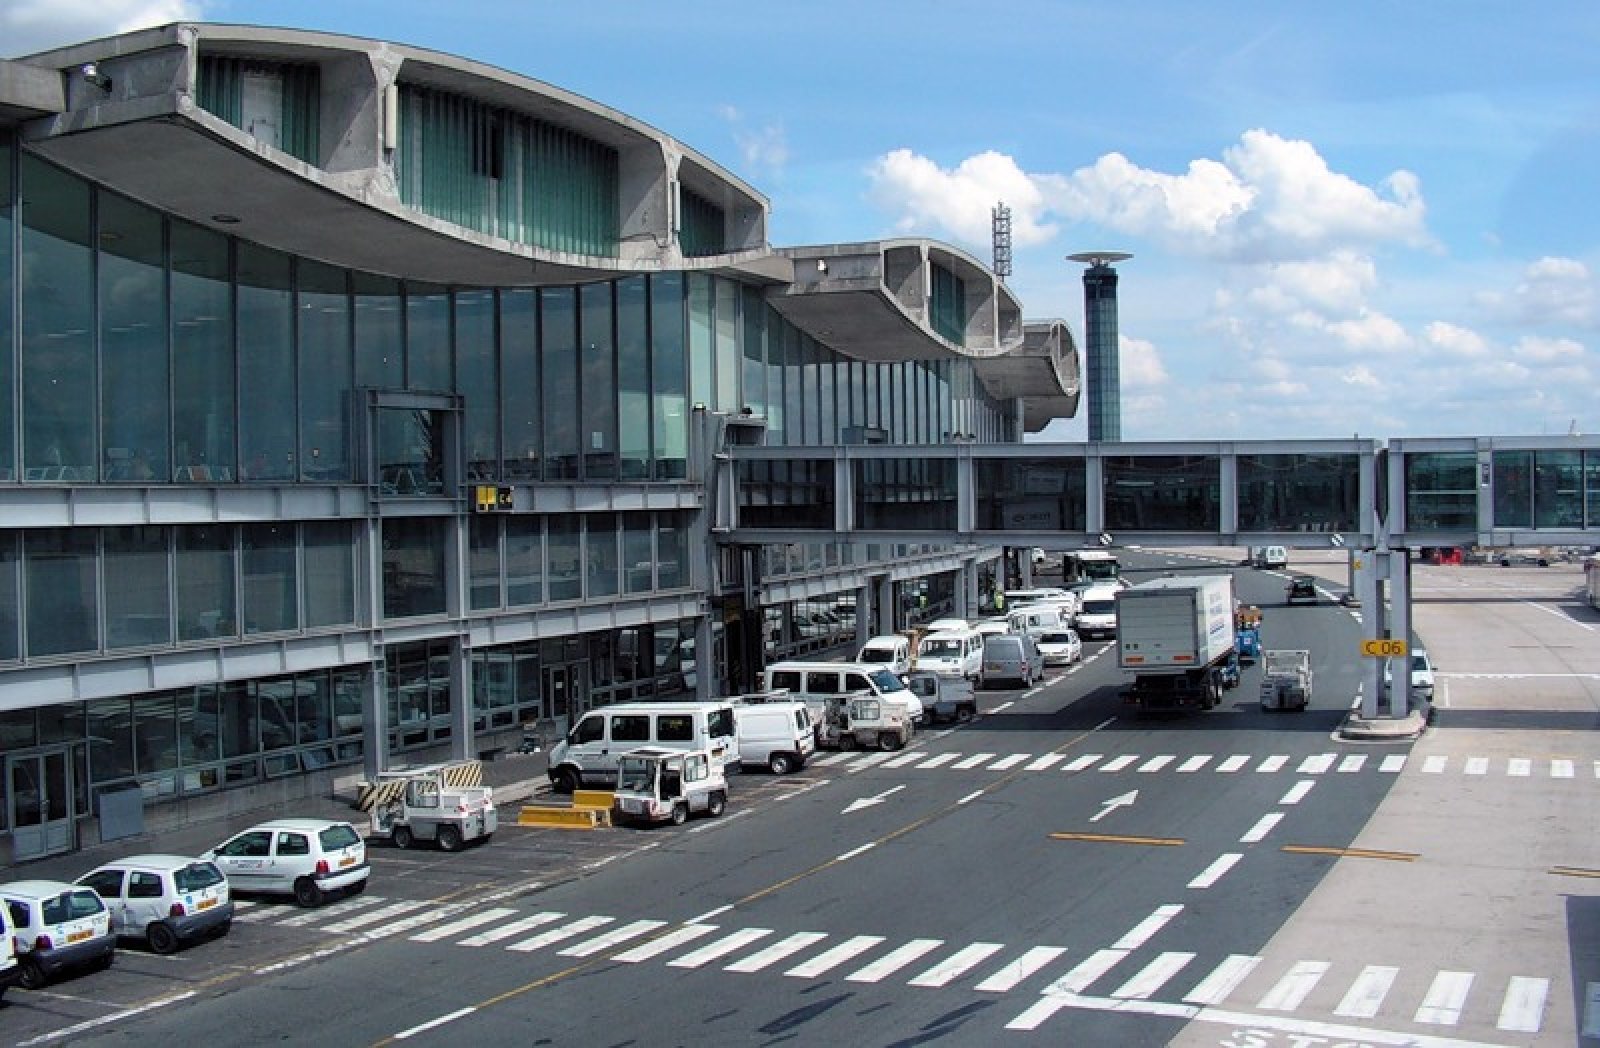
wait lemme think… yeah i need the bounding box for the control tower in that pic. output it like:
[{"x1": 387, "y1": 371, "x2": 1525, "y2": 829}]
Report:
[{"x1": 1067, "y1": 252, "x2": 1132, "y2": 442}]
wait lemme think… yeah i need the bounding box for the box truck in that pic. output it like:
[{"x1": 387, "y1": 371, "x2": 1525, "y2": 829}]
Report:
[{"x1": 1116, "y1": 575, "x2": 1239, "y2": 712}]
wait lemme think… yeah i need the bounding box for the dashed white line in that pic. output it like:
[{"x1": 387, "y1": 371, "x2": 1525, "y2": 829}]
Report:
[
  {"x1": 1188, "y1": 853, "x2": 1243, "y2": 889},
  {"x1": 1240, "y1": 812, "x2": 1284, "y2": 844}
]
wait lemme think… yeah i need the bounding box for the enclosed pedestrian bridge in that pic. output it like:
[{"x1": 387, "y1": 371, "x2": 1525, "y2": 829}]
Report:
[{"x1": 720, "y1": 435, "x2": 1600, "y2": 552}]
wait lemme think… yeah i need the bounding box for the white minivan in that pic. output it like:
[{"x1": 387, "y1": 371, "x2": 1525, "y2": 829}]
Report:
[
  {"x1": 856, "y1": 634, "x2": 913, "y2": 677},
  {"x1": 547, "y1": 701, "x2": 738, "y2": 793},
  {"x1": 1007, "y1": 605, "x2": 1069, "y2": 638},
  {"x1": 1075, "y1": 584, "x2": 1122, "y2": 640},
  {"x1": 763, "y1": 660, "x2": 924, "y2": 727},
  {"x1": 734, "y1": 699, "x2": 815, "y2": 774},
  {"x1": 915, "y1": 629, "x2": 985, "y2": 681}
]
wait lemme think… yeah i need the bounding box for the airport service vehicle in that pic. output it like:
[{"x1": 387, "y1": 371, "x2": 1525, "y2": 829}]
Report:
[
  {"x1": 981, "y1": 633, "x2": 1044, "y2": 688},
  {"x1": 915, "y1": 628, "x2": 985, "y2": 679},
  {"x1": 1074, "y1": 584, "x2": 1122, "y2": 640},
  {"x1": 1251, "y1": 545, "x2": 1289, "y2": 570},
  {"x1": 1234, "y1": 604, "x2": 1263, "y2": 663},
  {"x1": 732, "y1": 698, "x2": 815, "y2": 774},
  {"x1": 0, "y1": 880, "x2": 115, "y2": 989},
  {"x1": 857, "y1": 634, "x2": 913, "y2": 676},
  {"x1": 75, "y1": 854, "x2": 232, "y2": 954},
  {"x1": 905, "y1": 669, "x2": 978, "y2": 724},
  {"x1": 363, "y1": 762, "x2": 497, "y2": 851},
  {"x1": 1035, "y1": 629, "x2": 1083, "y2": 666},
  {"x1": 0, "y1": 894, "x2": 16, "y2": 1000},
  {"x1": 1259, "y1": 649, "x2": 1313, "y2": 711},
  {"x1": 1117, "y1": 575, "x2": 1239, "y2": 712},
  {"x1": 1385, "y1": 649, "x2": 1436, "y2": 704},
  {"x1": 611, "y1": 747, "x2": 728, "y2": 826},
  {"x1": 548, "y1": 700, "x2": 739, "y2": 792},
  {"x1": 1062, "y1": 550, "x2": 1121, "y2": 587},
  {"x1": 203, "y1": 818, "x2": 368, "y2": 907},
  {"x1": 764, "y1": 661, "x2": 924, "y2": 730}
]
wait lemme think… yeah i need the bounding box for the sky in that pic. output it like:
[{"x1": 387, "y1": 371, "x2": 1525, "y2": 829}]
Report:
[{"x1": 5, "y1": 1, "x2": 1599, "y2": 443}]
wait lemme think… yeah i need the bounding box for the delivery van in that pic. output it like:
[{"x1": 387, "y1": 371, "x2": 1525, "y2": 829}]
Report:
[
  {"x1": 856, "y1": 635, "x2": 913, "y2": 677},
  {"x1": 762, "y1": 661, "x2": 924, "y2": 727},
  {"x1": 914, "y1": 629, "x2": 985, "y2": 680},
  {"x1": 734, "y1": 699, "x2": 815, "y2": 774},
  {"x1": 547, "y1": 701, "x2": 738, "y2": 793}
]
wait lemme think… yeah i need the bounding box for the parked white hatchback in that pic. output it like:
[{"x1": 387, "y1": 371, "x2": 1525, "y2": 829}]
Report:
[
  {"x1": 203, "y1": 818, "x2": 368, "y2": 907},
  {"x1": 76, "y1": 854, "x2": 233, "y2": 954},
  {"x1": 0, "y1": 880, "x2": 115, "y2": 990}
]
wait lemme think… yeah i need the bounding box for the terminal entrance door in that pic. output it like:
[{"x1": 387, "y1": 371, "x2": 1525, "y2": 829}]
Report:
[
  {"x1": 543, "y1": 661, "x2": 590, "y2": 736},
  {"x1": 7, "y1": 749, "x2": 74, "y2": 860}
]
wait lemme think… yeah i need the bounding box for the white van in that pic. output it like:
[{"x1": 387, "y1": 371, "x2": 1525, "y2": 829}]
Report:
[
  {"x1": 763, "y1": 661, "x2": 924, "y2": 727},
  {"x1": 856, "y1": 634, "x2": 913, "y2": 677},
  {"x1": 1252, "y1": 545, "x2": 1288, "y2": 570},
  {"x1": 1075, "y1": 584, "x2": 1122, "y2": 640},
  {"x1": 915, "y1": 629, "x2": 985, "y2": 681},
  {"x1": 734, "y1": 699, "x2": 816, "y2": 774},
  {"x1": 1005, "y1": 588, "x2": 1079, "y2": 617},
  {"x1": 1007, "y1": 605, "x2": 1069, "y2": 638},
  {"x1": 547, "y1": 701, "x2": 738, "y2": 793}
]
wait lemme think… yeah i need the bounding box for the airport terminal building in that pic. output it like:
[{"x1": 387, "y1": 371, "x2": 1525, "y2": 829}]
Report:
[{"x1": 0, "y1": 24, "x2": 1078, "y2": 860}]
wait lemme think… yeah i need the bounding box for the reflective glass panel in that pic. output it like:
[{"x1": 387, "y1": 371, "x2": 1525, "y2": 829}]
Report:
[
  {"x1": 87, "y1": 698, "x2": 135, "y2": 782},
  {"x1": 99, "y1": 192, "x2": 168, "y2": 483},
  {"x1": 1237, "y1": 454, "x2": 1359, "y2": 532},
  {"x1": 238, "y1": 244, "x2": 296, "y2": 481},
  {"x1": 854, "y1": 458, "x2": 957, "y2": 530},
  {"x1": 469, "y1": 515, "x2": 501, "y2": 611},
  {"x1": 171, "y1": 221, "x2": 235, "y2": 481},
  {"x1": 104, "y1": 525, "x2": 171, "y2": 649},
  {"x1": 26, "y1": 529, "x2": 98, "y2": 656},
  {"x1": 0, "y1": 132, "x2": 13, "y2": 478},
  {"x1": 651, "y1": 273, "x2": 687, "y2": 479},
  {"x1": 973, "y1": 457, "x2": 1087, "y2": 532},
  {"x1": 499, "y1": 289, "x2": 539, "y2": 480},
  {"x1": 541, "y1": 287, "x2": 578, "y2": 479},
  {"x1": 405, "y1": 282, "x2": 451, "y2": 392},
  {"x1": 354, "y1": 272, "x2": 402, "y2": 388},
  {"x1": 1103, "y1": 456, "x2": 1221, "y2": 531},
  {"x1": 617, "y1": 276, "x2": 649, "y2": 479},
  {"x1": 506, "y1": 516, "x2": 541, "y2": 606},
  {"x1": 1405, "y1": 452, "x2": 1476, "y2": 530},
  {"x1": 1493, "y1": 451, "x2": 1533, "y2": 528},
  {"x1": 586, "y1": 513, "x2": 618, "y2": 598},
  {"x1": 547, "y1": 516, "x2": 581, "y2": 601},
  {"x1": 176, "y1": 525, "x2": 236, "y2": 641},
  {"x1": 623, "y1": 514, "x2": 653, "y2": 593},
  {"x1": 580, "y1": 281, "x2": 617, "y2": 479},
  {"x1": 242, "y1": 522, "x2": 297, "y2": 634},
  {"x1": 297, "y1": 260, "x2": 352, "y2": 481},
  {"x1": 377, "y1": 407, "x2": 444, "y2": 496},
  {"x1": 303, "y1": 521, "x2": 356, "y2": 628},
  {"x1": 1533, "y1": 451, "x2": 1583, "y2": 528},
  {"x1": 382, "y1": 517, "x2": 447, "y2": 619},
  {"x1": 457, "y1": 289, "x2": 498, "y2": 481},
  {"x1": 0, "y1": 536, "x2": 17, "y2": 660}
]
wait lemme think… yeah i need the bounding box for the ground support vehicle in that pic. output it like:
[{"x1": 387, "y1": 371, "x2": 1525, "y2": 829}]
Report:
[
  {"x1": 611, "y1": 747, "x2": 728, "y2": 826},
  {"x1": 75, "y1": 854, "x2": 233, "y2": 954},
  {"x1": 905, "y1": 670, "x2": 978, "y2": 724},
  {"x1": 731, "y1": 697, "x2": 815, "y2": 774},
  {"x1": 1260, "y1": 649, "x2": 1313, "y2": 711},
  {"x1": 361, "y1": 761, "x2": 497, "y2": 851},
  {"x1": 547, "y1": 700, "x2": 739, "y2": 792},
  {"x1": 203, "y1": 819, "x2": 368, "y2": 907},
  {"x1": 810, "y1": 693, "x2": 911, "y2": 751},
  {"x1": 0, "y1": 881, "x2": 115, "y2": 989},
  {"x1": 1118, "y1": 575, "x2": 1239, "y2": 712},
  {"x1": 1236, "y1": 624, "x2": 1262, "y2": 662},
  {"x1": 1286, "y1": 574, "x2": 1318, "y2": 604}
]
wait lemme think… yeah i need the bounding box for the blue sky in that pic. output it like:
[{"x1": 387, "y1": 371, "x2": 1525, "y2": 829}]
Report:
[{"x1": 7, "y1": 1, "x2": 1598, "y2": 442}]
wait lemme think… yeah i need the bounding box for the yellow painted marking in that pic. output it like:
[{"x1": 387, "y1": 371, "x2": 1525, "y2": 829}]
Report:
[
  {"x1": 1283, "y1": 844, "x2": 1418, "y2": 862},
  {"x1": 1550, "y1": 866, "x2": 1600, "y2": 879},
  {"x1": 1050, "y1": 832, "x2": 1184, "y2": 847}
]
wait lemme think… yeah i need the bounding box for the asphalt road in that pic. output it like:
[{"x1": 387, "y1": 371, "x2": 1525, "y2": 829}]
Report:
[{"x1": 8, "y1": 551, "x2": 1598, "y2": 1048}]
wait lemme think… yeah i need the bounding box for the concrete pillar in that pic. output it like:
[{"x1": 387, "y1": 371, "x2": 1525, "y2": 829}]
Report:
[
  {"x1": 361, "y1": 656, "x2": 389, "y2": 781},
  {"x1": 1356, "y1": 551, "x2": 1384, "y2": 720},
  {"x1": 449, "y1": 636, "x2": 473, "y2": 760}
]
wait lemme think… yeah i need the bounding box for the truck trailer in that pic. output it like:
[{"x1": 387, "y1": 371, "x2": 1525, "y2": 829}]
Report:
[{"x1": 1117, "y1": 574, "x2": 1239, "y2": 712}]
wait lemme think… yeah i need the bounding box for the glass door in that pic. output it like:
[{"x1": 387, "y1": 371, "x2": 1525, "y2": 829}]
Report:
[{"x1": 7, "y1": 749, "x2": 73, "y2": 860}]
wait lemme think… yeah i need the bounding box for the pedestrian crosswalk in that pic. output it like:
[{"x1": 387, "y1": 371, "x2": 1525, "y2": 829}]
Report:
[
  {"x1": 806, "y1": 748, "x2": 1600, "y2": 780},
  {"x1": 229, "y1": 892, "x2": 1559, "y2": 1036}
]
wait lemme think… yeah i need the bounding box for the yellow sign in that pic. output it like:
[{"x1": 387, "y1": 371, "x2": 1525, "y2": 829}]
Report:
[{"x1": 1360, "y1": 638, "x2": 1408, "y2": 657}]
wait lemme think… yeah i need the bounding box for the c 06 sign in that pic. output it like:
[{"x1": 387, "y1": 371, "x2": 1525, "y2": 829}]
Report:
[{"x1": 1360, "y1": 638, "x2": 1408, "y2": 657}]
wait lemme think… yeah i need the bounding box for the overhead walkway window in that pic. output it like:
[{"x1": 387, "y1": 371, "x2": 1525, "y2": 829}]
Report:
[
  {"x1": 736, "y1": 459, "x2": 834, "y2": 529},
  {"x1": 394, "y1": 83, "x2": 619, "y2": 257},
  {"x1": 974, "y1": 458, "x2": 1088, "y2": 532},
  {"x1": 197, "y1": 56, "x2": 321, "y2": 165},
  {"x1": 1493, "y1": 450, "x2": 1587, "y2": 529},
  {"x1": 930, "y1": 263, "x2": 966, "y2": 346},
  {"x1": 1236, "y1": 454, "x2": 1359, "y2": 532},
  {"x1": 1405, "y1": 452, "x2": 1476, "y2": 530},
  {"x1": 854, "y1": 459, "x2": 957, "y2": 531},
  {"x1": 1104, "y1": 456, "x2": 1220, "y2": 531}
]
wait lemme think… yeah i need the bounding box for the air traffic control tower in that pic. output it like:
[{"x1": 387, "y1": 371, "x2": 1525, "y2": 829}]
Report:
[{"x1": 1068, "y1": 252, "x2": 1131, "y2": 442}]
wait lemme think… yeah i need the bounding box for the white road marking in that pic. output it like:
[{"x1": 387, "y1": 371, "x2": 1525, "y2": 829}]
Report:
[
  {"x1": 1112, "y1": 951, "x2": 1195, "y2": 999},
  {"x1": 506, "y1": 915, "x2": 613, "y2": 953},
  {"x1": 881, "y1": 751, "x2": 924, "y2": 768},
  {"x1": 724, "y1": 931, "x2": 826, "y2": 973},
  {"x1": 993, "y1": 701, "x2": 1015, "y2": 712},
  {"x1": 456, "y1": 910, "x2": 565, "y2": 947},
  {"x1": 846, "y1": 938, "x2": 944, "y2": 982},
  {"x1": 784, "y1": 935, "x2": 884, "y2": 978},
  {"x1": 1240, "y1": 812, "x2": 1284, "y2": 844},
  {"x1": 1188, "y1": 853, "x2": 1242, "y2": 889},
  {"x1": 1279, "y1": 780, "x2": 1315, "y2": 805},
  {"x1": 989, "y1": 753, "x2": 1032, "y2": 771},
  {"x1": 973, "y1": 945, "x2": 1067, "y2": 993},
  {"x1": 1257, "y1": 960, "x2": 1330, "y2": 1010},
  {"x1": 918, "y1": 752, "x2": 959, "y2": 768},
  {"x1": 613, "y1": 923, "x2": 718, "y2": 963},
  {"x1": 688, "y1": 904, "x2": 733, "y2": 924},
  {"x1": 1414, "y1": 970, "x2": 1474, "y2": 1024},
  {"x1": 1042, "y1": 948, "x2": 1127, "y2": 995},
  {"x1": 1464, "y1": 756, "x2": 1489, "y2": 776},
  {"x1": 1423, "y1": 755, "x2": 1448, "y2": 774},
  {"x1": 1137, "y1": 755, "x2": 1175, "y2": 773},
  {"x1": 1298, "y1": 754, "x2": 1335, "y2": 774},
  {"x1": 393, "y1": 1006, "x2": 476, "y2": 1041},
  {"x1": 1335, "y1": 964, "x2": 1398, "y2": 1018},
  {"x1": 1178, "y1": 755, "x2": 1212, "y2": 773},
  {"x1": 956, "y1": 788, "x2": 985, "y2": 805},
  {"x1": 1497, "y1": 975, "x2": 1549, "y2": 1033},
  {"x1": 1063, "y1": 753, "x2": 1103, "y2": 771},
  {"x1": 1338, "y1": 754, "x2": 1367, "y2": 773},
  {"x1": 953, "y1": 752, "x2": 996, "y2": 769},
  {"x1": 1380, "y1": 754, "x2": 1407, "y2": 773},
  {"x1": 1100, "y1": 754, "x2": 1138, "y2": 772},
  {"x1": 836, "y1": 841, "x2": 877, "y2": 861},
  {"x1": 1026, "y1": 753, "x2": 1066, "y2": 771},
  {"x1": 410, "y1": 907, "x2": 517, "y2": 942},
  {"x1": 908, "y1": 942, "x2": 1005, "y2": 987},
  {"x1": 1113, "y1": 904, "x2": 1183, "y2": 950},
  {"x1": 1218, "y1": 755, "x2": 1249, "y2": 773},
  {"x1": 1257, "y1": 755, "x2": 1289, "y2": 773},
  {"x1": 1182, "y1": 954, "x2": 1260, "y2": 1005},
  {"x1": 15, "y1": 991, "x2": 198, "y2": 1047},
  {"x1": 1508, "y1": 758, "x2": 1532, "y2": 777},
  {"x1": 322, "y1": 899, "x2": 431, "y2": 934},
  {"x1": 668, "y1": 927, "x2": 773, "y2": 968},
  {"x1": 559, "y1": 919, "x2": 668, "y2": 957}
]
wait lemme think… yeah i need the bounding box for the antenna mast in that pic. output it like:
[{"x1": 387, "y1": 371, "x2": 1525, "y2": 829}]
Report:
[{"x1": 991, "y1": 202, "x2": 1013, "y2": 281}]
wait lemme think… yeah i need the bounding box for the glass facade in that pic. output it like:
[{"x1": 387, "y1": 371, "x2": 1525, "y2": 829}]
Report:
[
  {"x1": 1236, "y1": 454, "x2": 1360, "y2": 533},
  {"x1": 974, "y1": 457, "x2": 1089, "y2": 532},
  {"x1": 1405, "y1": 452, "x2": 1477, "y2": 531},
  {"x1": 1104, "y1": 456, "x2": 1220, "y2": 531}
]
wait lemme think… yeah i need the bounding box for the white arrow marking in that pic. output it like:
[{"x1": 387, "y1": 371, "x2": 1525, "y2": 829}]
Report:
[
  {"x1": 1090, "y1": 789, "x2": 1138, "y2": 823},
  {"x1": 843, "y1": 783, "x2": 907, "y2": 814}
]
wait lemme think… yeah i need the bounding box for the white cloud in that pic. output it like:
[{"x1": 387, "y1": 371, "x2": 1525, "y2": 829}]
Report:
[
  {"x1": 1, "y1": 0, "x2": 202, "y2": 56},
  {"x1": 1477, "y1": 256, "x2": 1597, "y2": 328},
  {"x1": 716, "y1": 106, "x2": 789, "y2": 177},
  {"x1": 1511, "y1": 335, "x2": 1585, "y2": 363},
  {"x1": 1118, "y1": 335, "x2": 1168, "y2": 389},
  {"x1": 869, "y1": 129, "x2": 1430, "y2": 264},
  {"x1": 867, "y1": 149, "x2": 1057, "y2": 247},
  {"x1": 1324, "y1": 310, "x2": 1411, "y2": 352},
  {"x1": 1423, "y1": 321, "x2": 1489, "y2": 358},
  {"x1": 1341, "y1": 364, "x2": 1382, "y2": 389}
]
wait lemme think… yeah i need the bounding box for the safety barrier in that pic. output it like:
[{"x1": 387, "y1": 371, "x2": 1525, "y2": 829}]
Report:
[
  {"x1": 517, "y1": 803, "x2": 611, "y2": 829},
  {"x1": 353, "y1": 760, "x2": 485, "y2": 812}
]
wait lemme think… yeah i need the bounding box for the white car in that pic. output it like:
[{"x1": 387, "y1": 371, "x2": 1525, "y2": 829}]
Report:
[
  {"x1": 0, "y1": 880, "x2": 115, "y2": 990},
  {"x1": 1384, "y1": 649, "x2": 1435, "y2": 702},
  {"x1": 204, "y1": 818, "x2": 368, "y2": 907},
  {"x1": 76, "y1": 854, "x2": 233, "y2": 954},
  {"x1": 1035, "y1": 629, "x2": 1083, "y2": 667}
]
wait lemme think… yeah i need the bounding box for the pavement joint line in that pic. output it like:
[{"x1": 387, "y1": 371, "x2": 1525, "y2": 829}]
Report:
[
  {"x1": 1050, "y1": 832, "x2": 1185, "y2": 847},
  {"x1": 1281, "y1": 844, "x2": 1419, "y2": 862}
]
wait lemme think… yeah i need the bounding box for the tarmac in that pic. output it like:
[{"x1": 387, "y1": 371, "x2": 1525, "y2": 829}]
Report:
[{"x1": 9, "y1": 748, "x2": 557, "y2": 886}]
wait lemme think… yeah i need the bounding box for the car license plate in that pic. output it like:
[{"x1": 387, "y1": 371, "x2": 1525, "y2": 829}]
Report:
[
  {"x1": 67, "y1": 928, "x2": 92, "y2": 944},
  {"x1": 198, "y1": 897, "x2": 217, "y2": 910},
  {"x1": 339, "y1": 856, "x2": 355, "y2": 867}
]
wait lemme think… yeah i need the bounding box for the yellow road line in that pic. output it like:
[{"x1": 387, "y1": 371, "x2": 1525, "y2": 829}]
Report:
[
  {"x1": 1282, "y1": 844, "x2": 1418, "y2": 862},
  {"x1": 1550, "y1": 866, "x2": 1600, "y2": 879},
  {"x1": 1050, "y1": 832, "x2": 1184, "y2": 847}
]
